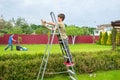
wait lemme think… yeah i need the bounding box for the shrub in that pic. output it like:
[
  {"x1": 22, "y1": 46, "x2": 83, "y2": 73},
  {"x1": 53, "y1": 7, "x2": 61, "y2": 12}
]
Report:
[
  {"x1": 98, "y1": 32, "x2": 102, "y2": 44},
  {"x1": 106, "y1": 33, "x2": 112, "y2": 45},
  {"x1": 101, "y1": 32, "x2": 105, "y2": 45},
  {"x1": 116, "y1": 32, "x2": 120, "y2": 46},
  {"x1": 104, "y1": 32, "x2": 108, "y2": 45},
  {"x1": 0, "y1": 51, "x2": 120, "y2": 80}
]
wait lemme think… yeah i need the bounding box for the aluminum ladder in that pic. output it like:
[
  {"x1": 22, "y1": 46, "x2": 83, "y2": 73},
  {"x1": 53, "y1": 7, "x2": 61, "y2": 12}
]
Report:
[{"x1": 36, "y1": 12, "x2": 77, "y2": 80}]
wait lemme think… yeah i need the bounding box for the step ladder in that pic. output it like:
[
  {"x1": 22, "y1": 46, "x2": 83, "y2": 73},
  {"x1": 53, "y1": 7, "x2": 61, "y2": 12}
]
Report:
[{"x1": 36, "y1": 12, "x2": 77, "y2": 80}]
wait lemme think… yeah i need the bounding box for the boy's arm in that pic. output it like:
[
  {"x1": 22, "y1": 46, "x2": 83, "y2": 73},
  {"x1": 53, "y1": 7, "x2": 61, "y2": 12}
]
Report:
[
  {"x1": 44, "y1": 26, "x2": 52, "y2": 30},
  {"x1": 41, "y1": 19, "x2": 56, "y2": 26},
  {"x1": 12, "y1": 38, "x2": 16, "y2": 42},
  {"x1": 41, "y1": 19, "x2": 52, "y2": 30},
  {"x1": 46, "y1": 22, "x2": 56, "y2": 26}
]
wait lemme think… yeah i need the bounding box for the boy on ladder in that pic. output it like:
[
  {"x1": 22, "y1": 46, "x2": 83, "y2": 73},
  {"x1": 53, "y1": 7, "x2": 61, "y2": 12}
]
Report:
[{"x1": 41, "y1": 13, "x2": 74, "y2": 66}]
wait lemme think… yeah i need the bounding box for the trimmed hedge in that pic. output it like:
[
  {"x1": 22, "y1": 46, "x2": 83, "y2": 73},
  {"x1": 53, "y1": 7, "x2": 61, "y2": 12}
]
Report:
[{"x1": 0, "y1": 51, "x2": 120, "y2": 80}]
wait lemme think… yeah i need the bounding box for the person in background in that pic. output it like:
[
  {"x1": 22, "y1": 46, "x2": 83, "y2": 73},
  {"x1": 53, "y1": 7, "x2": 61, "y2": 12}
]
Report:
[{"x1": 4, "y1": 34, "x2": 16, "y2": 51}]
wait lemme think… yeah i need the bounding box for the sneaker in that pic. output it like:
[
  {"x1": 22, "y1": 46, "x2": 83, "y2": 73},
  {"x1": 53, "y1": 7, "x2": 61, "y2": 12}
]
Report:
[
  {"x1": 63, "y1": 62, "x2": 67, "y2": 65},
  {"x1": 64, "y1": 62, "x2": 74, "y2": 67}
]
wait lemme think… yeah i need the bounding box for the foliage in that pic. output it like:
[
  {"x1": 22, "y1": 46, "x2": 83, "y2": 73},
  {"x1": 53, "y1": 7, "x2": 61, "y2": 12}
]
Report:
[
  {"x1": 66, "y1": 25, "x2": 83, "y2": 36},
  {"x1": 30, "y1": 24, "x2": 41, "y2": 30},
  {"x1": 97, "y1": 32, "x2": 102, "y2": 44},
  {"x1": 100, "y1": 32, "x2": 108, "y2": 45},
  {"x1": 104, "y1": 32, "x2": 108, "y2": 45},
  {"x1": 0, "y1": 51, "x2": 120, "y2": 80},
  {"x1": 7, "y1": 27, "x2": 23, "y2": 34},
  {"x1": 100, "y1": 32, "x2": 105, "y2": 45},
  {"x1": 99, "y1": 32, "x2": 109, "y2": 45},
  {"x1": 35, "y1": 27, "x2": 49, "y2": 34},
  {"x1": 66, "y1": 25, "x2": 84, "y2": 45},
  {"x1": 12, "y1": 17, "x2": 27, "y2": 27},
  {"x1": 116, "y1": 32, "x2": 120, "y2": 46},
  {"x1": 0, "y1": 17, "x2": 36, "y2": 34},
  {"x1": 106, "y1": 33, "x2": 112, "y2": 45},
  {"x1": 81, "y1": 26, "x2": 90, "y2": 35}
]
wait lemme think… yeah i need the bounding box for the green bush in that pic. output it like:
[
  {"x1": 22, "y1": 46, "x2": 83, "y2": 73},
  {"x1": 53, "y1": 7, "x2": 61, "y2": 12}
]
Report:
[
  {"x1": 116, "y1": 32, "x2": 120, "y2": 46},
  {"x1": 35, "y1": 27, "x2": 49, "y2": 34},
  {"x1": 0, "y1": 51, "x2": 120, "y2": 80},
  {"x1": 101, "y1": 32, "x2": 105, "y2": 45},
  {"x1": 98, "y1": 32, "x2": 102, "y2": 44},
  {"x1": 106, "y1": 33, "x2": 112, "y2": 45},
  {"x1": 104, "y1": 32, "x2": 108, "y2": 45}
]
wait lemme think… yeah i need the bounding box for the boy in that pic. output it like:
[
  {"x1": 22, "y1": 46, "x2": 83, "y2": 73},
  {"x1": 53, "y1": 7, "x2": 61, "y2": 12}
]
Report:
[
  {"x1": 41, "y1": 13, "x2": 74, "y2": 66},
  {"x1": 4, "y1": 34, "x2": 16, "y2": 51}
]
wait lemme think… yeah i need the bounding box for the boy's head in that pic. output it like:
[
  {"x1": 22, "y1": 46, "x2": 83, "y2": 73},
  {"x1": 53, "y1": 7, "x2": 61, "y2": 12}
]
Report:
[{"x1": 58, "y1": 13, "x2": 65, "y2": 22}]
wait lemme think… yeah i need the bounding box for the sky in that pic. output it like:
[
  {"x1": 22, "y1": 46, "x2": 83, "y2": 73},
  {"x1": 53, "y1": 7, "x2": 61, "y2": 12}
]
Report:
[{"x1": 0, "y1": 0, "x2": 120, "y2": 27}]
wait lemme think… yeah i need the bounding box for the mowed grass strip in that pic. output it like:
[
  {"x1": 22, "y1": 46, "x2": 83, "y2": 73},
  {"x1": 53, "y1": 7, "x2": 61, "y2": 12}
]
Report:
[
  {"x1": 44, "y1": 70, "x2": 120, "y2": 80},
  {"x1": 0, "y1": 44, "x2": 112, "y2": 55}
]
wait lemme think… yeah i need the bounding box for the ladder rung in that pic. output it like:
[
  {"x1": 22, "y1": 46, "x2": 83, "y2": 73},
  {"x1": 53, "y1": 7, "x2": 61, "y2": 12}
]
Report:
[
  {"x1": 62, "y1": 48, "x2": 67, "y2": 51},
  {"x1": 59, "y1": 41, "x2": 63, "y2": 44},
  {"x1": 64, "y1": 56, "x2": 69, "y2": 59},
  {"x1": 70, "y1": 76, "x2": 76, "y2": 80},
  {"x1": 68, "y1": 70, "x2": 75, "y2": 75},
  {"x1": 51, "y1": 33, "x2": 60, "y2": 35},
  {"x1": 58, "y1": 39, "x2": 62, "y2": 42},
  {"x1": 43, "y1": 59, "x2": 47, "y2": 62}
]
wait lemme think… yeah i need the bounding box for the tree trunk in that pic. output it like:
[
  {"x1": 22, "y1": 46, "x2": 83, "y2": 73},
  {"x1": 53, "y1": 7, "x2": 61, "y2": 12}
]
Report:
[{"x1": 71, "y1": 36, "x2": 77, "y2": 45}]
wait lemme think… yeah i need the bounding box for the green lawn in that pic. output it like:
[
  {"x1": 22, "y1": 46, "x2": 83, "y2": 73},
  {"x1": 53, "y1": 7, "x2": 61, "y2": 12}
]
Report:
[
  {"x1": 0, "y1": 44, "x2": 112, "y2": 54},
  {"x1": 44, "y1": 70, "x2": 120, "y2": 80}
]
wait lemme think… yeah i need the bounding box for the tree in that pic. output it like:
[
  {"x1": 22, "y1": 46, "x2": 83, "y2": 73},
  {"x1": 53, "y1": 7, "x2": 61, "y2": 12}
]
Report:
[
  {"x1": 101, "y1": 32, "x2": 105, "y2": 45},
  {"x1": 116, "y1": 32, "x2": 120, "y2": 46},
  {"x1": 98, "y1": 32, "x2": 102, "y2": 44},
  {"x1": 66, "y1": 25, "x2": 83, "y2": 45},
  {"x1": 104, "y1": 32, "x2": 108, "y2": 45},
  {"x1": 81, "y1": 27, "x2": 90, "y2": 35},
  {"x1": 100, "y1": 32, "x2": 108, "y2": 45},
  {"x1": 7, "y1": 27, "x2": 23, "y2": 34},
  {"x1": 106, "y1": 33, "x2": 112, "y2": 45},
  {"x1": 30, "y1": 24, "x2": 40, "y2": 30},
  {"x1": 35, "y1": 27, "x2": 49, "y2": 34},
  {"x1": 13, "y1": 17, "x2": 27, "y2": 27}
]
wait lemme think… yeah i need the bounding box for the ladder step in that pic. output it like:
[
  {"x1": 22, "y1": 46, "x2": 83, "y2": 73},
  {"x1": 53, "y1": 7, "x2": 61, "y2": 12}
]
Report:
[
  {"x1": 68, "y1": 70, "x2": 75, "y2": 75},
  {"x1": 70, "y1": 76, "x2": 76, "y2": 80},
  {"x1": 59, "y1": 41, "x2": 63, "y2": 44},
  {"x1": 43, "y1": 59, "x2": 47, "y2": 62},
  {"x1": 64, "y1": 62, "x2": 75, "y2": 67},
  {"x1": 62, "y1": 48, "x2": 67, "y2": 51},
  {"x1": 64, "y1": 56, "x2": 69, "y2": 59}
]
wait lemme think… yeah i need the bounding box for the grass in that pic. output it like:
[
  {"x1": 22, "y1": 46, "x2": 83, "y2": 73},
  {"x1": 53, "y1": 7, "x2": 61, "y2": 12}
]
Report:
[
  {"x1": 0, "y1": 44, "x2": 112, "y2": 55},
  {"x1": 44, "y1": 70, "x2": 120, "y2": 80}
]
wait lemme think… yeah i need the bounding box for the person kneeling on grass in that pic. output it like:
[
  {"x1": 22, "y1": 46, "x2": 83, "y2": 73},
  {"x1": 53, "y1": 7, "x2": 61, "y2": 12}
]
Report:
[
  {"x1": 41, "y1": 13, "x2": 74, "y2": 66},
  {"x1": 4, "y1": 34, "x2": 16, "y2": 51}
]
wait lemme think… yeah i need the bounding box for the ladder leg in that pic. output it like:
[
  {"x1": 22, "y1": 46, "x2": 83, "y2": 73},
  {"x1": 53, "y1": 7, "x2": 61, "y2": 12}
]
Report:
[
  {"x1": 41, "y1": 29, "x2": 56, "y2": 80},
  {"x1": 36, "y1": 32, "x2": 52, "y2": 80}
]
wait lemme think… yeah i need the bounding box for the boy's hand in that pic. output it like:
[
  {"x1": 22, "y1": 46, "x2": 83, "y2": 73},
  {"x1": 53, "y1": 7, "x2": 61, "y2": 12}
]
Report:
[{"x1": 41, "y1": 19, "x2": 46, "y2": 26}]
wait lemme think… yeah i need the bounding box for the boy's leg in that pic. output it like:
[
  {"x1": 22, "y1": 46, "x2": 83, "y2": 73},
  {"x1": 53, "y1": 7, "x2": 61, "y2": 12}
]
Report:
[
  {"x1": 63, "y1": 39, "x2": 72, "y2": 62},
  {"x1": 11, "y1": 44, "x2": 13, "y2": 51},
  {"x1": 4, "y1": 44, "x2": 10, "y2": 51}
]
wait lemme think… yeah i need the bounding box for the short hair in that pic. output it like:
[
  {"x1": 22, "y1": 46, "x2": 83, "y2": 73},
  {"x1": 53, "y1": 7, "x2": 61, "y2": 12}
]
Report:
[{"x1": 58, "y1": 13, "x2": 65, "y2": 21}]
